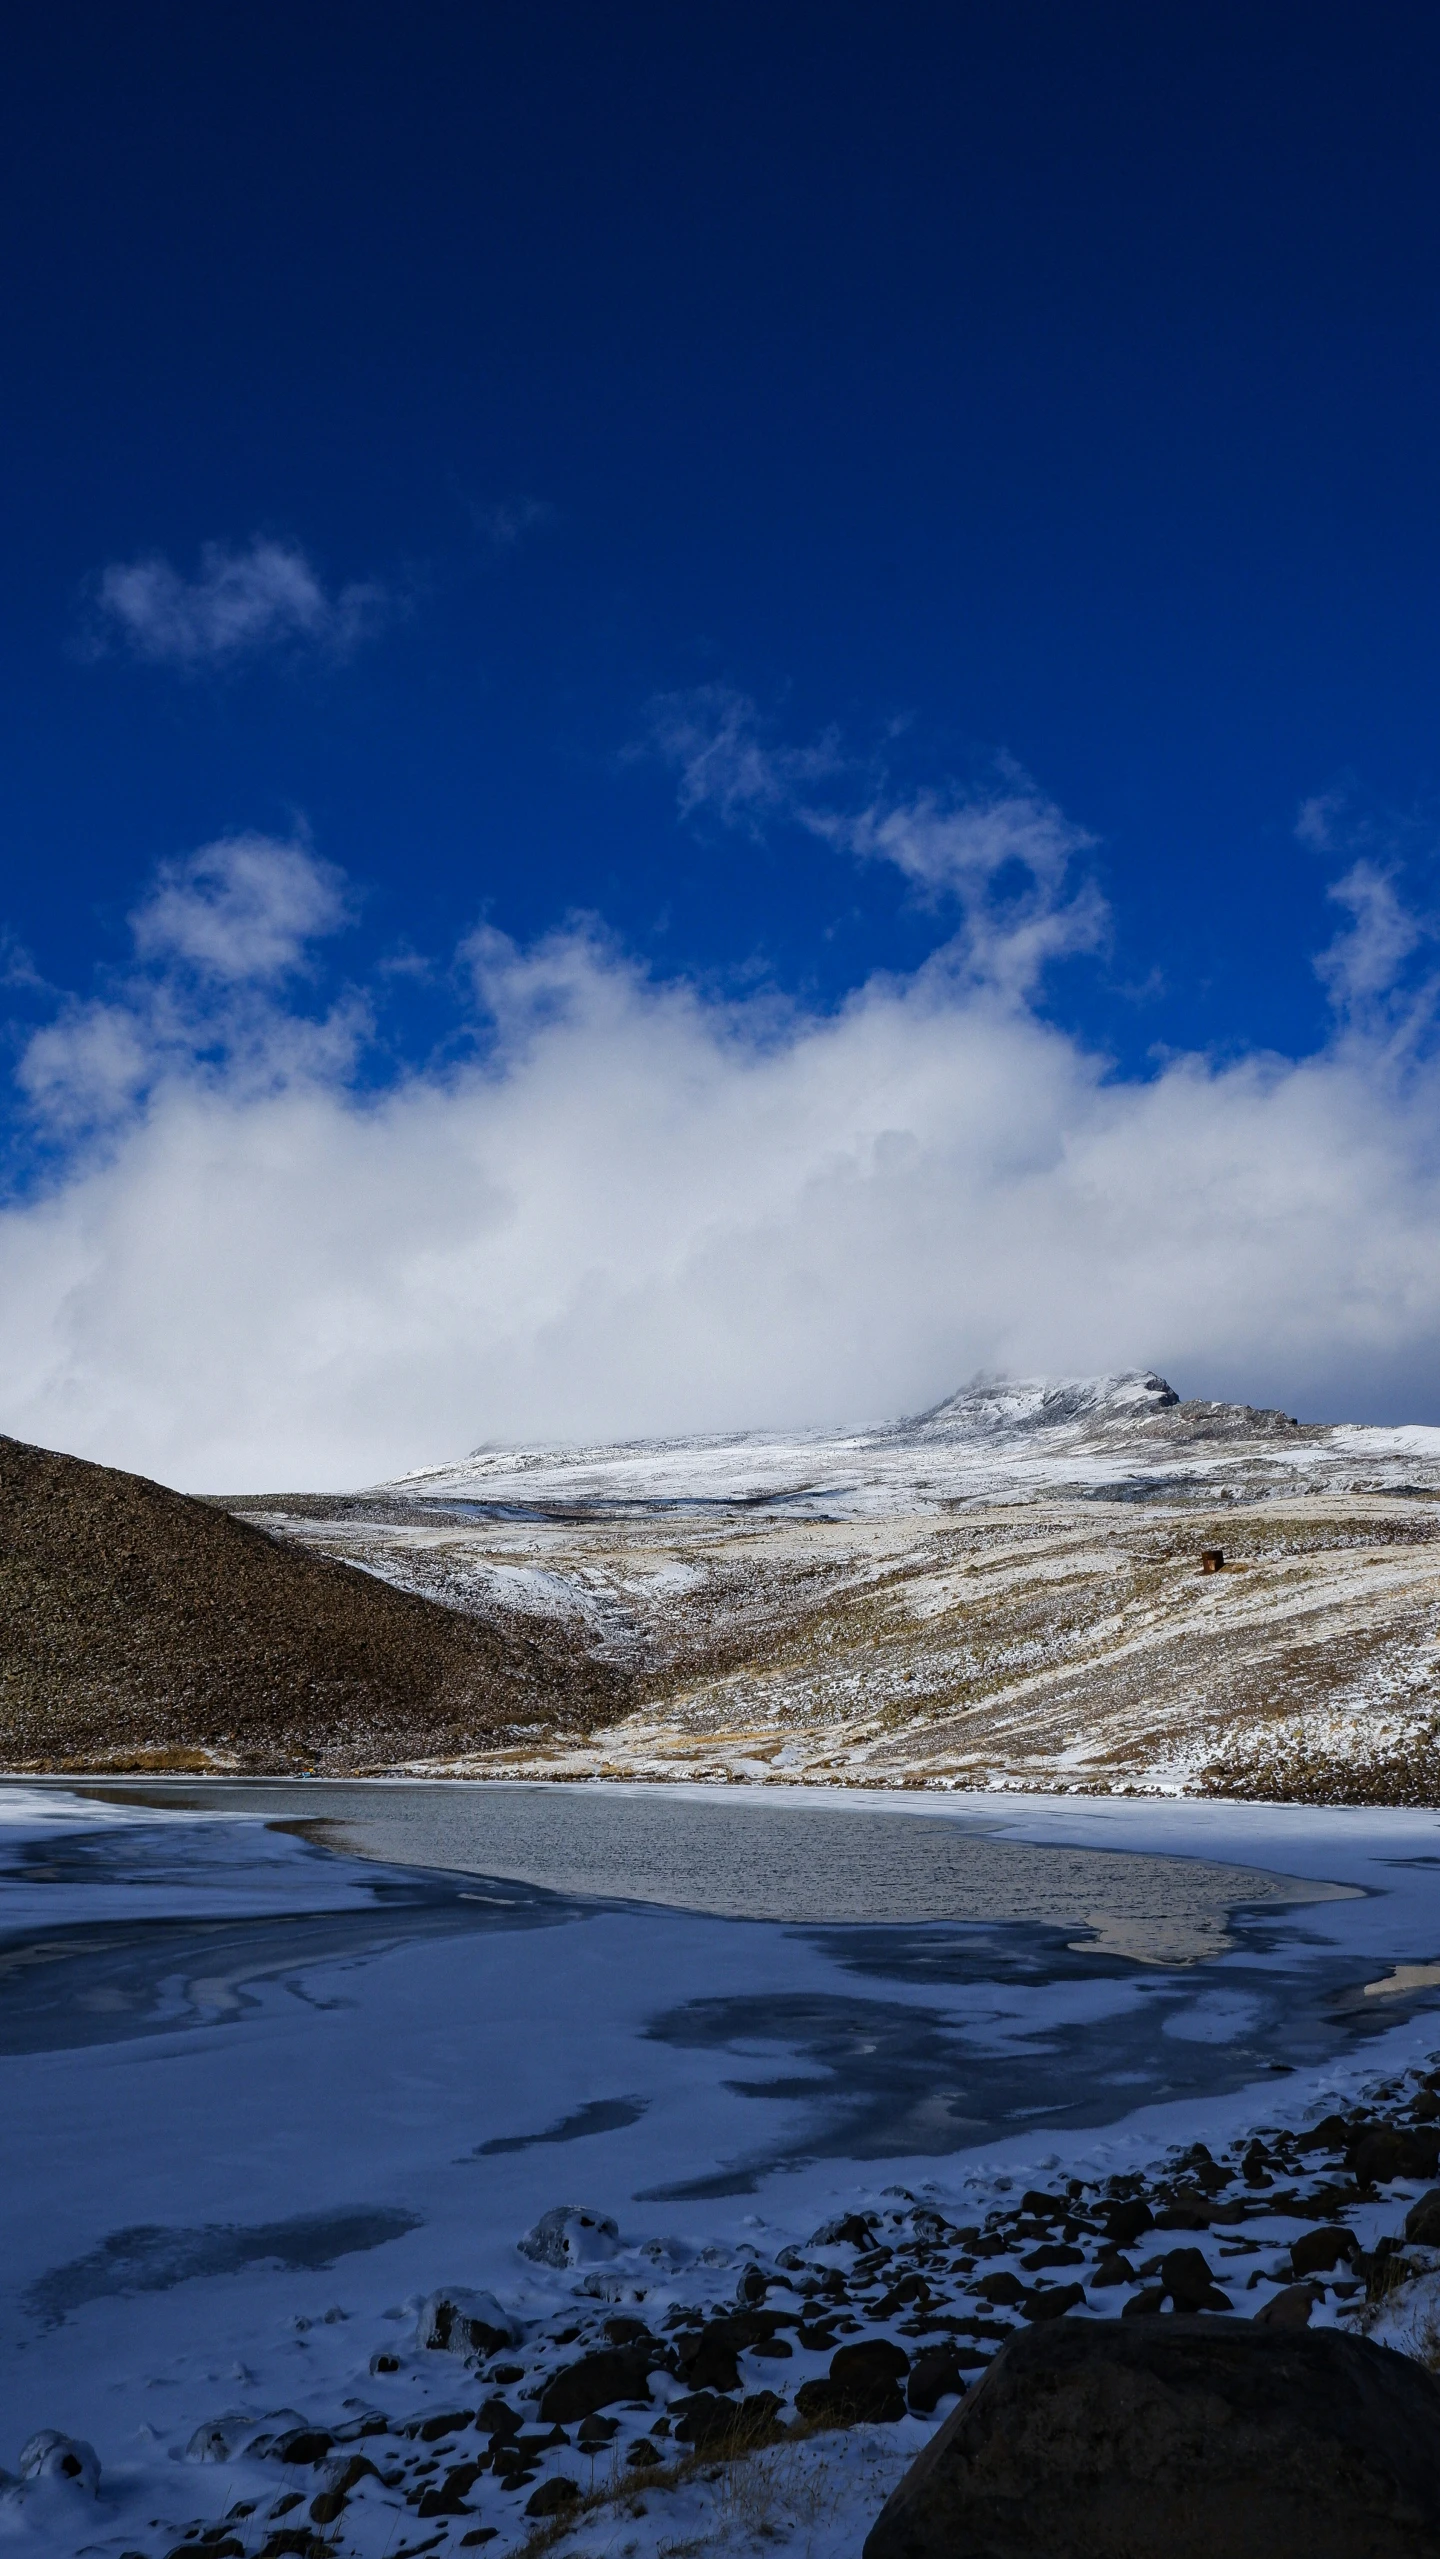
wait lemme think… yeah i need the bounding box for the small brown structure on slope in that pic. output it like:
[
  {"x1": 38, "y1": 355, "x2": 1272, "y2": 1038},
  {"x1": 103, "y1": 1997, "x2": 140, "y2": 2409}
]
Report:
[
  {"x1": 1201, "y1": 1546, "x2": 1225, "y2": 1573},
  {"x1": 0, "y1": 1433, "x2": 628, "y2": 1772}
]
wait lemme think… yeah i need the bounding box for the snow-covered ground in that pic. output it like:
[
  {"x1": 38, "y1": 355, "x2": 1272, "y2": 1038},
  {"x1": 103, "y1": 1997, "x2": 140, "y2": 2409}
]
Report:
[
  {"x1": 240, "y1": 1373, "x2": 1440, "y2": 1796},
  {"x1": 6, "y1": 1781, "x2": 1440, "y2": 2556},
  {"x1": 379, "y1": 1371, "x2": 1440, "y2": 1512}
]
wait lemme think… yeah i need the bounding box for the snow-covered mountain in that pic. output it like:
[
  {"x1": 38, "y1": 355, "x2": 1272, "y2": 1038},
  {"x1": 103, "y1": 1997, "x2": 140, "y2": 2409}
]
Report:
[{"x1": 375, "y1": 1369, "x2": 1438, "y2": 1513}]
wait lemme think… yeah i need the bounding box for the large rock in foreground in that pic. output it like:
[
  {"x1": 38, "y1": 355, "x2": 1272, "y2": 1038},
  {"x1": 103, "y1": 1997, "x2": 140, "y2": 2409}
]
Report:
[{"x1": 863, "y1": 2317, "x2": 1440, "y2": 2559}]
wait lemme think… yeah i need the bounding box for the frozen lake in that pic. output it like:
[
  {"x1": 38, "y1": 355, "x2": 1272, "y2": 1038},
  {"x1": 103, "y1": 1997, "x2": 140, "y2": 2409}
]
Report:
[{"x1": 4, "y1": 1779, "x2": 1440, "y2": 2553}]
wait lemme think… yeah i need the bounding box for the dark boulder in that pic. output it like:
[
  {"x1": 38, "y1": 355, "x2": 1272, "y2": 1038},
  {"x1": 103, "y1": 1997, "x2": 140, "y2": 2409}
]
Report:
[
  {"x1": 1291, "y1": 2226, "x2": 1357, "y2": 2279},
  {"x1": 1254, "y1": 2284, "x2": 1319, "y2": 2330},
  {"x1": 907, "y1": 2349, "x2": 971, "y2": 2415},
  {"x1": 1104, "y1": 2201, "x2": 1155, "y2": 2249},
  {"x1": 1022, "y1": 2282, "x2": 1085, "y2": 2322},
  {"x1": 1090, "y1": 2254, "x2": 1135, "y2": 2288},
  {"x1": 670, "y1": 2390, "x2": 785, "y2": 2450},
  {"x1": 525, "y1": 2478, "x2": 580, "y2": 2518},
  {"x1": 1296, "y1": 2113, "x2": 1353, "y2": 2154},
  {"x1": 798, "y1": 2338, "x2": 910, "y2": 2428},
  {"x1": 416, "y1": 2462, "x2": 485, "y2": 2518},
  {"x1": 862, "y1": 2315, "x2": 1440, "y2": 2559},
  {"x1": 1351, "y1": 2127, "x2": 1440, "y2": 2187},
  {"x1": 270, "y1": 2430, "x2": 333, "y2": 2467},
  {"x1": 811, "y1": 2213, "x2": 878, "y2": 2248},
  {"x1": 672, "y1": 2327, "x2": 741, "y2": 2394},
  {"x1": 1405, "y1": 2189, "x2": 1440, "y2": 2247},
  {"x1": 1154, "y1": 2193, "x2": 1212, "y2": 2231},
  {"x1": 538, "y1": 2347, "x2": 658, "y2": 2423},
  {"x1": 1158, "y1": 2247, "x2": 1230, "y2": 2312}
]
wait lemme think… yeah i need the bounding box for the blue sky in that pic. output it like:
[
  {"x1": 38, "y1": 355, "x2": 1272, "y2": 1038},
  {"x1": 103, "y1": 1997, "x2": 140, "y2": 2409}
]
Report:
[{"x1": 5, "y1": 3, "x2": 1440, "y2": 1483}]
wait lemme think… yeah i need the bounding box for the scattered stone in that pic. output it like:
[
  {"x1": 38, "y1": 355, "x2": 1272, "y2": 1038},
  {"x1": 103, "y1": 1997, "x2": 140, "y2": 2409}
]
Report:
[
  {"x1": 1290, "y1": 2226, "x2": 1357, "y2": 2279},
  {"x1": 1021, "y1": 2282, "x2": 1085, "y2": 2322},
  {"x1": 1295, "y1": 2114, "x2": 1351, "y2": 2154},
  {"x1": 577, "y1": 2414, "x2": 620, "y2": 2447},
  {"x1": 418, "y1": 2460, "x2": 487, "y2": 2517},
  {"x1": 672, "y1": 2326, "x2": 741, "y2": 2393},
  {"x1": 1351, "y1": 2126, "x2": 1440, "y2": 2187},
  {"x1": 797, "y1": 2338, "x2": 910, "y2": 2427},
  {"x1": 186, "y1": 2410, "x2": 306, "y2": 2463},
  {"x1": 1090, "y1": 2254, "x2": 1135, "y2": 2287},
  {"x1": 671, "y1": 2390, "x2": 785, "y2": 2451},
  {"x1": 975, "y1": 2273, "x2": 1026, "y2": 2307},
  {"x1": 405, "y1": 2407, "x2": 474, "y2": 2442},
  {"x1": 16, "y1": 2431, "x2": 100, "y2": 2494},
  {"x1": 416, "y1": 2287, "x2": 518, "y2": 2356},
  {"x1": 1254, "y1": 2284, "x2": 1320, "y2": 2330},
  {"x1": 906, "y1": 2348, "x2": 969, "y2": 2414},
  {"x1": 626, "y1": 2439, "x2": 663, "y2": 2467},
  {"x1": 314, "y1": 2453, "x2": 378, "y2": 2495},
  {"x1": 863, "y1": 2315, "x2": 1440, "y2": 2559},
  {"x1": 1405, "y1": 2188, "x2": 1440, "y2": 2246},
  {"x1": 519, "y1": 2208, "x2": 620, "y2": 2269},
  {"x1": 269, "y1": 2428, "x2": 333, "y2": 2466},
  {"x1": 525, "y1": 2477, "x2": 580, "y2": 2518},
  {"x1": 539, "y1": 2345, "x2": 660, "y2": 2423},
  {"x1": 1121, "y1": 2285, "x2": 1166, "y2": 2317},
  {"x1": 1159, "y1": 2247, "x2": 1230, "y2": 2313},
  {"x1": 1154, "y1": 2194, "x2": 1213, "y2": 2231},
  {"x1": 810, "y1": 2213, "x2": 879, "y2": 2247},
  {"x1": 477, "y1": 2397, "x2": 520, "y2": 2438},
  {"x1": 1104, "y1": 2200, "x2": 1155, "y2": 2247}
]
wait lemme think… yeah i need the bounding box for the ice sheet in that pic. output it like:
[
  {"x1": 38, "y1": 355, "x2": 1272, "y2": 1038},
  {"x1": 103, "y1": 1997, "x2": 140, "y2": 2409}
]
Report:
[{"x1": 3, "y1": 1782, "x2": 1440, "y2": 2556}]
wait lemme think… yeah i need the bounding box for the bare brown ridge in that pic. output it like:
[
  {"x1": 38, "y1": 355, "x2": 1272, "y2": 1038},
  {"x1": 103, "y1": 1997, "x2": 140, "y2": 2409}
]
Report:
[{"x1": 0, "y1": 1433, "x2": 629, "y2": 1773}]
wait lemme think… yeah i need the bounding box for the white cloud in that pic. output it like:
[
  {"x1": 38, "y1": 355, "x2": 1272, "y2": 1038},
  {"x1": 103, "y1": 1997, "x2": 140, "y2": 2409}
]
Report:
[
  {"x1": 132, "y1": 834, "x2": 352, "y2": 982},
  {"x1": 6, "y1": 825, "x2": 1440, "y2": 1488},
  {"x1": 88, "y1": 536, "x2": 387, "y2": 667},
  {"x1": 16, "y1": 836, "x2": 362, "y2": 1140}
]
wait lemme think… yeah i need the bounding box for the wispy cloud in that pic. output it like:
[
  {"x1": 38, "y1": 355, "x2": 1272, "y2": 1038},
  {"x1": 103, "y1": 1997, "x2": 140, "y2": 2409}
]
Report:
[
  {"x1": 649, "y1": 687, "x2": 1104, "y2": 995},
  {"x1": 1299, "y1": 788, "x2": 1440, "y2": 1042},
  {"x1": 85, "y1": 536, "x2": 388, "y2": 669},
  {"x1": 5, "y1": 802, "x2": 1440, "y2": 1486},
  {"x1": 470, "y1": 496, "x2": 558, "y2": 549}
]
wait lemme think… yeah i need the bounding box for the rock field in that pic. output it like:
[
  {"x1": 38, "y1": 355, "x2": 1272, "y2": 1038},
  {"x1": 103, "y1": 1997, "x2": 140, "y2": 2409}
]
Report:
[{"x1": 45, "y1": 2056, "x2": 1440, "y2": 2559}]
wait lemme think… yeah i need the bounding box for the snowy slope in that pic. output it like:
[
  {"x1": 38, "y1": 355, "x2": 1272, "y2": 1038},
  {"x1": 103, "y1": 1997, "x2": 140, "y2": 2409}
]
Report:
[
  {"x1": 235, "y1": 1375, "x2": 1440, "y2": 1799},
  {"x1": 380, "y1": 1371, "x2": 1440, "y2": 1513}
]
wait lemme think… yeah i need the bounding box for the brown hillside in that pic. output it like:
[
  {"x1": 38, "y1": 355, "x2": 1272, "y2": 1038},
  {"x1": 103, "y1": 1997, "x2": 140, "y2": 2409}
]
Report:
[{"x1": 0, "y1": 1435, "x2": 629, "y2": 1772}]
